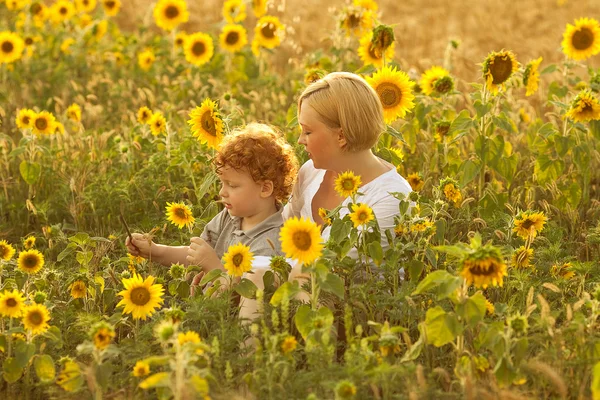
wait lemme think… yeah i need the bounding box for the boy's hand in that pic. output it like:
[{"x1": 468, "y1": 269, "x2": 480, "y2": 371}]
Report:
[
  {"x1": 186, "y1": 237, "x2": 221, "y2": 270},
  {"x1": 126, "y1": 233, "x2": 153, "y2": 258}
]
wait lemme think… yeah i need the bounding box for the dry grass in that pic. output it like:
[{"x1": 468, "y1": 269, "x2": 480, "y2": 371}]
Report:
[{"x1": 117, "y1": 0, "x2": 600, "y2": 82}]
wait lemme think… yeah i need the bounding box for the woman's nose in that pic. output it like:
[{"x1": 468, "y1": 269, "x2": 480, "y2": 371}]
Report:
[{"x1": 297, "y1": 133, "x2": 306, "y2": 145}]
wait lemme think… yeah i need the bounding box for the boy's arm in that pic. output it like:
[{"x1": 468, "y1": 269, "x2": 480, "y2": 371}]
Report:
[
  {"x1": 187, "y1": 237, "x2": 223, "y2": 272},
  {"x1": 127, "y1": 233, "x2": 189, "y2": 267}
]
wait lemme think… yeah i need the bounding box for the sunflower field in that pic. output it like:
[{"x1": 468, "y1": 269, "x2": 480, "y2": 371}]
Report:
[{"x1": 2, "y1": 0, "x2": 600, "y2": 398}]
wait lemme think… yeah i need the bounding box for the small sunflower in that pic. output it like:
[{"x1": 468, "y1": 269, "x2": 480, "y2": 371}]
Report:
[
  {"x1": 138, "y1": 49, "x2": 155, "y2": 71},
  {"x1": 18, "y1": 249, "x2": 45, "y2": 274},
  {"x1": 133, "y1": 361, "x2": 150, "y2": 377},
  {"x1": 279, "y1": 217, "x2": 323, "y2": 265},
  {"x1": 523, "y1": 57, "x2": 542, "y2": 96},
  {"x1": 551, "y1": 262, "x2": 575, "y2": 280},
  {"x1": 485, "y1": 299, "x2": 495, "y2": 315},
  {"x1": 174, "y1": 31, "x2": 187, "y2": 49},
  {"x1": 394, "y1": 223, "x2": 407, "y2": 236},
  {"x1": 281, "y1": 336, "x2": 297, "y2": 354},
  {"x1": 93, "y1": 326, "x2": 115, "y2": 349},
  {"x1": 60, "y1": 38, "x2": 76, "y2": 54},
  {"x1": 22, "y1": 304, "x2": 51, "y2": 335},
  {"x1": 165, "y1": 201, "x2": 195, "y2": 229},
  {"x1": 358, "y1": 33, "x2": 395, "y2": 69},
  {"x1": 439, "y1": 177, "x2": 462, "y2": 205},
  {"x1": 433, "y1": 120, "x2": 451, "y2": 142},
  {"x1": 70, "y1": 280, "x2": 87, "y2": 299},
  {"x1": 222, "y1": 243, "x2": 254, "y2": 277},
  {"x1": 184, "y1": 32, "x2": 214, "y2": 66},
  {"x1": 0, "y1": 31, "x2": 25, "y2": 64},
  {"x1": 50, "y1": 0, "x2": 76, "y2": 24},
  {"x1": 354, "y1": 0, "x2": 378, "y2": 11},
  {"x1": 66, "y1": 103, "x2": 82, "y2": 122},
  {"x1": 460, "y1": 244, "x2": 507, "y2": 289},
  {"x1": 340, "y1": 7, "x2": 373, "y2": 38},
  {"x1": 349, "y1": 203, "x2": 374, "y2": 228},
  {"x1": 102, "y1": 0, "x2": 121, "y2": 16},
  {"x1": 566, "y1": 89, "x2": 600, "y2": 122},
  {"x1": 178, "y1": 330, "x2": 201, "y2": 345},
  {"x1": 222, "y1": 0, "x2": 246, "y2": 23},
  {"x1": 0, "y1": 240, "x2": 16, "y2": 261},
  {"x1": 31, "y1": 111, "x2": 57, "y2": 135},
  {"x1": 507, "y1": 313, "x2": 528, "y2": 335},
  {"x1": 512, "y1": 210, "x2": 547, "y2": 240},
  {"x1": 15, "y1": 108, "x2": 36, "y2": 129},
  {"x1": 149, "y1": 112, "x2": 167, "y2": 136},
  {"x1": 482, "y1": 50, "x2": 519, "y2": 95},
  {"x1": 0, "y1": 289, "x2": 26, "y2": 318},
  {"x1": 254, "y1": 16, "x2": 285, "y2": 50},
  {"x1": 304, "y1": 68, "x2": 324, "y2": 85},
  {"x1": 420, "y1": 66, "x2": 451, "y2": 96},
  {"x1": 23, "y1": 236, "x2": 36, "y2": 249},
  {"x1": 561, "y1": 17, "x2": 600, "y2": 61},
  {"x1": 410, "y1": 218, "x2": 435, "y2": 235},
  {"x1": 366, "y1": 65, "x2": 415, "y2": 123},
  {"x1": 219, "y1": 24, "x2": 248, "y2": 53},
  {"x1": 334, "y1": 171, "x2": 362, "y2": 198},
  {"x1": 511, "y1": 246, "x2": 533, "y2": 268},
  {"x1": 407, "y1": 172, "x2": 424, "y2": 192},
  {"x1": 75, "y1": 0, "x2": 96, "y2": 13},
  {"x1": 318, "y1": 207, "x2": 332, "y2": 225},
  {"x1": 117, "y1": 274, "x2": 165, "y2": 320},
  {"x1": 153, "y1": 0, "x2": 189, "y2": 31},
  {"x1": 187, "y1": 98, "x2": 224, "y2": 149},
  {"x1": 137, "y1": 106, "x2": 153, "y2": 124},
  {"x1": 55, "y1": 122, "x2": 65, "y2": 134},
  {"x1": 251, "y1": 0, "x2": 267, "y2": 18}
]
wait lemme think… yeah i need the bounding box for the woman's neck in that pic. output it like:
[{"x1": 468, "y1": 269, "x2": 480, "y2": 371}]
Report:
[{"x1": 329, "y1": 150, "x2": 390, "y2": 185}]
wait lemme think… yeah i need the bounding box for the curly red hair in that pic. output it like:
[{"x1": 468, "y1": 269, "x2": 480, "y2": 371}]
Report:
[{"x1": 213, "y1": 123, "x2": 299, "y2": 202}]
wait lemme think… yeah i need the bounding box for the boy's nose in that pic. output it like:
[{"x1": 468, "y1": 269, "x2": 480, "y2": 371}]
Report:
[{"x1": 219, "y1": 186, "x2": 227, "y2": 197}]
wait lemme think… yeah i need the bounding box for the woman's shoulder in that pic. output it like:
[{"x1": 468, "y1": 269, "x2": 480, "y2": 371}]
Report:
[
  {"x1": 366, "y1": 162, "x2": 412, "y2": 197},
  {"x1": 296, "y1": 159, "x2": 321, "y2": 184}
]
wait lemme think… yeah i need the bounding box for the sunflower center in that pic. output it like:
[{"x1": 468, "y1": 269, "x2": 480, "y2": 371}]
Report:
[
  {"x1": 83, "y1": 0, "x2": 89, "y2": 5},
  {"x1": 358, "y1": 212, "x2": 368, "y2": 221},
  {"x1": 165, "y1": 5, "x2": 179, "y2": 19},
  {"x1": 192, "y1": 41, "x2": 206, "y2": 56},
  {"x1": 437, "y1": 125, "x2": 450, "y2": 136},
  {"x1": 130, "y1": 287, "x2": 151, "y2": 306},
  {"x1": 226, "y1": 31, "x2": 240, "y2": 45},
  {"x1": 59, "y1": 6, "x2": 68, "y2": 15},
  {"x1": 31, "y1": 3, "x2": 42, "y2": 14},
  {"x1": 469, "y1": 262, "x2": 497, "y2": 276},
  {"x1": 581, "y1": 101, "x2": 593, "y2": 114},
  {"x1": 434, "y1": 76, "x2": 453, "y2": 93},
  {"x1": 342, "y1": 179, "x2": 355, "y2": 190},
  {"x1": 292, "y1": 231, "x2": 312, "y2": 251},
  {"x1": 521, "y1": 219, "x2": 534, "y2": 230},
  {"x1": 0, "y1": 247, "x2": 5, "y2": 257},
  {"x1": 96, "y1": 332, "x2": 106, "y2": 341},
  {"x1": 489, "y1": 56, "x2": 513, "y2": 84},
  {"x1": 174, "y1": 207, "x2": 187, "y2": 218},
  {"x1": 24, "y1": 254, "x2": 38, "y2": 268},
  {"x1": 105, "y1": 1, "x2": 115, "y2": 9},
  {"x1": 22, "y1": 115, "x2": 31, "y2": 125},
  {"x1": 261, "y1": 23, "x2": 276, "y2": 39},
  {"x1": 35, "y1": 117, "x2": 48, "y2": 131},
  {"x1": 347, "y1": 13, "x2": 360, "y2": 28},
  {"x1": 29, "y1": 311, "x2": 43, "y2": 325},
  {"x1": 376, "y1": 83, "x2": 402, "y2": 108},
  {"x1": 572, "y1": 28, "x2": 593, "y2": 50},
  {"x1": 201, "y1": 111, "x2": 217, "y2": 136},
  {"x1": 6, "y1": 298, "x2": 17, "y2": 307},
  {"x1": 2, "y1": 40, "x2": 14, "y2": 53},
  {"x1": 232, "y1": 253, "x2": 243, "y2": 267},
  {"x1": 25, "y1": 37, "x2": 34, "y2": 46}
]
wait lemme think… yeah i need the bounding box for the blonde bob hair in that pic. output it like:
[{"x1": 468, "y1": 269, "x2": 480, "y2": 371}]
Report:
[{"x1": 297, "y1": 71, "x2": 385, "y2": 152}]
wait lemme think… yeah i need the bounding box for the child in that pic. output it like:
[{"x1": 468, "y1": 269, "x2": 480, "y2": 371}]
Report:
[{"x1": 125, "y1": 122, "x2": 299, "y2": 280}]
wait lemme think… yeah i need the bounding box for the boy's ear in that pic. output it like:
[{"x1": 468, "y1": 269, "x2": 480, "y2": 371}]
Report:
[{"x1": 260, "y1": 180, "x2": 274, "y2": 198}]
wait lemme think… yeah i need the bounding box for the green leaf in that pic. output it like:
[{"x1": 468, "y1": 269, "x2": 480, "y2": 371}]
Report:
[
  {"x1": 494, "y1": 357, "x2": 516, "y2": 388},
  {"x1": 459, "y1": 159, "x2": 481, "y2": 187},
  {"x1": 57, "y1": 360, "x2": 84, "y2": 392},
  {"x1": 330, "y1": 219, "x2": 352, "y2": 244},
  {"x1": 294, "y1": 305, "x2": 334, "y2": 339},
  {"x1": 19, "y1": 160, "x2": 41, "y2": 185},
  {"x1": 492, "y1": 114, "x2": 516, "y2": 134},
  {"x1": 270, "y1": 281, "x2": 301, "y2": 306},
  {"x1": 540, "y1": 64, "x2": 557, "y2": 74},
  {"x1": 412, "y1": 270, "x2": 461, "y2": 301},
  {"x1": 400, "y1": 324, "x2": 425, "y2": 362},
  {"x1": 424, "y1": 306, "x2": 462, "y2": 347},
  {"x1": 457, "y1": 292, "x2": 487, "y2": 327},
  {"x1": 34, "y1": 355, "x2": 56, "y2": 384},
  {"x1": 234, "y1": 278, "x2": 258, "y2": 299},
  {"x1": 57, "y1": 243, "x2": 77, "y2": 262},
  {"x1": 547, "y1": 81, "x2": 568, "y2": 100},
  {"x1": 139, "y1": 372, "x2": 171, "y2": 389},
  {"x1": 2, "y1": 358, "x2": 23, "y2": 383},
  {"x1": 320, "y1": 272, "x2": 345, "y2": 299},
  {"x1": 76, "y1": 250, "x2": 93, "y2": 267},
  {"x1": 591, "y1": 361, "x2": 600, "y2": 400},
  {"x1": 473, "y1": 100, "x2": 492, "y2": 119},
  {"x1": 367, "y1": 241, "x2": 383, "y2": 266},
  {"x1": 406, "y1": 259, "x2": 425, "y2": 282},
  {"x1": 493, "y1": 153, "x2": 518, "y2": 183},
  {"x1": 537, "y1": 122, "x2": 558, "y2": 138},
  {"x1": 448, "y1": 109, "x2": 473, "y2": 137},
  {"x1": 69, "y1": 232, "x2": 91, "y2": 246},
  {"x1": 199, "y1": 268, "x2": 225, "y2": 286},
  {"x1": 14, "y1": 341, "x2": 35, "y2": 369},
  {"x1": 176, "y1": 281, "x2": 190, "y2": 298}
]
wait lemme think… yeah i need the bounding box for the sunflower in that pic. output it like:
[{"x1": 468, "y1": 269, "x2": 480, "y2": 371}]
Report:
[
  {"x1": 31, "y1": 111, "x2": 57, "y2": 135},
  {"x1": 75, "y1": 0, "x2": 96, "y2": 13},
  {"x1": 349, "y1": 203, "x2": 374, "y2": 228},
  {"x1": 16, "y1": 108, "x2": 36, "y2": 129},
  {"x1": 66, "y1": 103, "x2": 82, "y2": 122},
  {"x1": 561, "y1": 18, "x2": 600, "y2": 61},
  {"x1": 174, "y1": 31, "x2": 187, "y2": 49},
  {"x1": 149, "y1": 112, "x2": 167, "y2": 136},
  {"x1": 251, "y1": 0, "x2": 267, "y2": 18},
  {"x1": 55, "y1": 123, "x2": 65, "y2": 135},
  {"x1": 366, "y1": 65, "x2": 415, "y2": 123},
  {"x1": 512, "y1": 210, "x2": 547, "y2": 240},
  {"x1": 340, "y1": 8, "x2": 373, "y2": 38},
  {"x1": 394, "y1": 223, "x2": 406, "y2": 236},
  {"x1": 178, "y1": 330, "x2": 201, "y2": 345},
  {"x1": 358, "y1": 33, "x2": 395, "y2": 69},
  {"x1": 281, "y1": 336, "x2": 297, "y2": 354},
  {"x1": 523, "y1": 57, "x2": 542, "y2": 96},
  {"x1": 318, "y1": 207, "x2": 331, "y2": 225},
  {"x1": 165, "y1": 201, "x2": 195, "y2": 229},
  {"x1": 407, "y1": 172, "x2": 424, "y2": 192},
  {"x1": 138, "y1": 49, "x2": 155, "y2": 71},
  {"x1": 60, "y1": 38, "x2": 76, "y2": 54},
  {"x1": 102, "y1": 0, "x2": 121, "y2": 16},
  {"x1": 482, "y1": 50, "x2": 519, "y2": 95},
  {"x1": 0, "y1": 289, "x2": 26, "y2": 318},
  {"x1": 93, "y1": 326, "x2": 115, "y2": 349},
  {"x1": 31, "y1": 3, "x2": 49, "y2": 27},
  {"x1": 507, "y1": 313, "x2": 528, "y2": 335},
  {"x1": 222, "y1": 243, "x2": 254, "y2": 277},
  {"x1": 117, "y1": 274, "x2": 165, "y2": 320},
  {"x1": 133, "y1": 361, "x2": 150, "y2": 377},
  {"x1": 279, "y1": 217, "x2": 323, "y2": 265},
  {"x1": 304, "y1": 68, "x2": 324, "y2": 85},
  {"x1": 0, "y1": 240, "x2": 16, "y2": 261},
  {"x1": 354, "y1": 0, "x2": 378, "y2": 11},
  {"x1": 92, "y1": 20, "x2": 108, "y2": 41},
  {"x1": 551, "y1": 262, "x2": 575, "y2": 280},
  {"x1": 420, "y1": 66, "x2": 451, "y2": 96},
  {"x1": 410, "y1": 219, "x2": 435, "y2": 234},
  {"x1": 22, "y1": 304, "x2": 51, "y2": 335},
  {"x1": 254, "y1": 16, "x2": 285, "y2": 49},
  {"x1": 23, "y1": 236, "x2": 36, "y2": 249},
  {"x1": 18, "y1": 249, "x2": 45, "y2": 274},
  {"x1": 223, "y1": 0, "x2": 246, "y2": 23},
  {"x1": 433, "y1": 120, "x2": 451, "y2": 142},
  {"x1": 566, "y1": 90, "x2": 600, "y2": 122},
  {"x1": 219, "y1": 24, "x2": 248, "y2": 53},
  {"x1": 0, "y1": 31, "x2": 25, "y2": 64},
  {"x1": 334, "y1": 171, "x2": 362, "y2": 198},
  {"x1": 460, "y1": 245, "x2": 507, "y2": 289},
  {"x1": 50, "y1": 0, "x2": 76, "y2": 24},
  {"x1": 511, "y1": 246, "x2": 533, "y2": 268},
  {"x1": 485, "y1": 299, "x2": 494, "y2": 315},
  {"x1": 187, "y1": 98, "x2": 224, "y2": 149},
  {"x1": 439, "y1": 177, "x2": 462, "y2": 205},
  {"x1": 153, "y1": 0, "x2": 189, "y2": 31},
  {"x1": 137, "y1": 106, "x2": 152, "y2": 124},
  {"x1": 70, "y1": 281, "x2": 87, "y2": 299},
  {"x1": 184, "y1": 32, "x2": 214, "y2": 66}
]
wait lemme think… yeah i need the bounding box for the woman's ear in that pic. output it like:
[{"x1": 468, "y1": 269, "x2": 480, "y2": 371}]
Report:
[
  {"x1": 338, "y1": 128, "x2": 347, "y2": 148},
  {"x1": 260, "y1": 180, "x2": 274, "y2": 198}
]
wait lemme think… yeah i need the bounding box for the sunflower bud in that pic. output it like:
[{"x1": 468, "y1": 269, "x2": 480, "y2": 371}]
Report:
[
  {"x1": 371, "y1": 24, "x2": 395, "y2": 57},
  {"x1": 433, "y1": 75, "x2": 455, "y2": 94},
  {"x1": 169, "y1": 263, "x2": 185, "y2": 279},
  {"x1": 155, "y1": 320, "x2": 176, "y2": 342},
  {"x1": 33, "y1": 291, "x2": 47, "y2": 304},
  {"x1": 507, "y1": 313, "x2": 528, "y2": 335},
  {"x1": 335, "y1": 380, "x2": 357, "y2": 400},
  {"x1": 120, "y1": 270, "x2": 131, "y2": 279}
]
